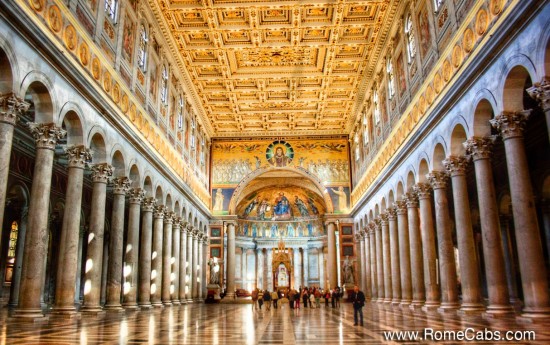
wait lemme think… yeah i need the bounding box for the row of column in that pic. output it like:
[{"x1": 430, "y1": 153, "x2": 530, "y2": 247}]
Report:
[
  {"x1": 358, "y1": 110, "x2": 550, "y2": 318},
  {"x1": 0, "y1": 96, "x2": 208, "y2": 318}
]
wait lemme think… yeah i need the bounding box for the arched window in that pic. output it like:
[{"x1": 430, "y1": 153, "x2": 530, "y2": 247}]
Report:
[
  {"x1": 200, "y1": 136, "x2": 205, "y2": 166},
  {"x1": 5, "y1": 221, "x2": 18, "y2": 283},
  {"x1": 160, "y1": 65, "x2": 169, "y2": 105},
  {"x1": 354, "y1": 133, "x2": 360, "y2": 161},
  {"x1": 434, "y1": 0, "x2": 444, "y2": 12},
  {"x1": 373, "y1": 90, "x2": 380, "y2": 124},
  {"x1": 405, "y1": 14, "x2": 416, "y2": 63},
  {"x1": 104, "y1": 0, "x2": 119, "y2": 23},
  {"x1": 190, "y1": 117, "x2": 196, "y2": 149},
  {"x1": 137, "y1": 24, "x2": 148, "y2": 71},
  {"x1": 363, "y1": 112, "x2": 369, "y2": 145},
  {"x1": 387, "y1": 58, "x2": 395, "y2": 99},
  {"x1": 177, "y1": 95, "x2": 184, "y2": 129}
]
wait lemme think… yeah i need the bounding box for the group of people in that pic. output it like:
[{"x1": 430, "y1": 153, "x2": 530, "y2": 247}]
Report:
[{"x1": 249, "y1": 285, "x2": 366, "y2": 326}]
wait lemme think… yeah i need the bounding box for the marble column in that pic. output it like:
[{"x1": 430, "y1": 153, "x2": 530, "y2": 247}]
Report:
[
  {"x1": 388, "y1": 208, "x2": 401, "y2": 305},
  {"x1": 52, "y1": 145, "x2": 92, "y2": 315},
  {"x1": 226, "y1": 222, "x2": 236, "y2": 298},
  {"x1": 369, "y1": 224, "x2": 378, "y2": 300},
  {"x1": 500, "y1": 214, "x2": 519, "y2": 304},
  {"x1": 266, "y1": 248, "x2": 273, "y2": 291},
  {"x1": 381, "y1": 214, "x2": 392, "y2": 303},
  {"x1": 444, "y1": 156, "x2": 484, "y2": 312},
  {"x1": 541, "y1": 201, "x2": 550, "y2": 270},
  {"x1": 196, "y1": 233, "x2": 203, "y2": 300},
  {"x1": 319, "y1": 249, "x2": 325, "y2": 290},
  {"x1": 491, "y1": 111, "x2": 550, "y2": 317},
  {"x1": 293, "y1": 248, "x2": 302, "y2": 289},
  {"x1": 186, "y1": 224, "x2": 194, "y2": 302},
  {"x1": 414, "y1": 183, "x2": 440, "y2": 310},
  {"x1": 375, "y1": 219, "x2": 385, "y2": 302},
  {"x1": 195, "y1": 228, "x2": 201, "y2": 301},
  {"x1": 104, "y1": 176, "x2": 131, "y2": 311},
  {"x1": 241, "y1": 247, "x2": 247, "y2": 289},
  {"x1": 326, "y1": 222, "x2": 337, "y2": 289},
  {"x1": 171, "y1": 218, "x2": 181, "y2": 304},
  {"x1": 406, "y1": 192, "x2": 425, "y2": 308},
  {"x1": 150, "y1": 205, "x2": 165, "y2": 307},
  {"x1": 395, "y1": 200, "x2": 412, "y2": 306},
  {"x1": 161, "y1": 212, "x2": 174, "y2": 306},
  {"x1": 179, "y1": 222, "x2": 188, "y2": 303},
  {"x1": 464, "y1": 137, "x2": 513, "y2": 314},
  {"x1": 526, "y1": 78, "x2": 550, "y2": 140},
  {"x1": 358, "y1": 233, "x2": 366, "y2": 291},
  {"x1": 303, "y1": 248, "x2": 309, "y2": 287},
  {"x1": 202, "y1": 236, "x2": 208, "y2": 298},
  {"x1": 0, "y1": 94, "x2": 29, "y2": 256},
  {"x1": 122, "y1": 188, "x2": 144, "y2": 309},
  {"x1": 427, "y1": 171, "x2": 459, "y2": 311},
  {"x1": 256, "y1": 248, "x2": 263, "y2": 290},
  {"x1": 81, "y1": 164, "x2": 113, "y2": 312},
  {"x1": 363, "y1": 230, "x2": 372, "y2": 299},
  {"x1": 13, "y1": 123, "x2": 65, "y2": 319},
  {"x1": 138, "y1": 197, "x2": 155, "y2": 308}
]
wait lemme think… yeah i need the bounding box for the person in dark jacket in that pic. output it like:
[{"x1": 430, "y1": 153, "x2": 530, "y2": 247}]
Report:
[{"x1": 349, "y1": 285, "x2": 366, "y2": 326}]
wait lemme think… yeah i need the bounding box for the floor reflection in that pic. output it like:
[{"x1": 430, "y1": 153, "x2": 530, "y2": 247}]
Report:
[{"x1": 0, "y1": 302, "x2": 549, "y2": 344}]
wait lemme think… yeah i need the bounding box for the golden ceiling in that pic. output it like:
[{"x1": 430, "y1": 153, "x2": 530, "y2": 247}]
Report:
[{"x1": 150, "y1": 0, "x2": 397, "y2": 137}]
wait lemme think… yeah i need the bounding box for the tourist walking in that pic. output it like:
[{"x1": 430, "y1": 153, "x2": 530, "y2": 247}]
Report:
[
  {"x1": 271, "y1": 290, "x2": 279, "y2": 309},
  {"x1": 349, "y1": 285, "x2": 366, "y2": 326}
]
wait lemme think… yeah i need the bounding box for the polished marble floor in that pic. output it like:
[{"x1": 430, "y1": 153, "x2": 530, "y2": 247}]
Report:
[{"x1": 1, "y1": 301, "x2": 550, "y2": 344}]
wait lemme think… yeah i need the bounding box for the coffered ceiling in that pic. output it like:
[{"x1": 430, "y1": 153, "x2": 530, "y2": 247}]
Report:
[{"x1": 150, "y1": 0, "x2": 397, "y2": 138}]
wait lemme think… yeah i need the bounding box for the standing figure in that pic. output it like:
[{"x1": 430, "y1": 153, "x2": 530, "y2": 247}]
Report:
[
  {"x1": 243, "y1": 197, "x2": 259, "y2": 217},
  {"x1": 350, "y1": 285, "x2": 366, "y2": 326},
  {"x1": 213, "y1": 188, "x2": 224, "y2": 211},
  {"x1": 308, "y1": 197, "x2": 319, "y2": 215},
  {"x1": 294, "y1": 196, "x2": 310, "y2": 217},
  {"x1": 258, "y1": 199, "x2": 270, "y2": 220},
  {"x1": 331, "y1": 186, "x2": 348, "y2": 211}
]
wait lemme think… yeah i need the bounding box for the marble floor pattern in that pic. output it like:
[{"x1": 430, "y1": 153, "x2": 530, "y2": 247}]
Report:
[{"x1": 1, "y1": 301, "x2": 550, "y2": 344}]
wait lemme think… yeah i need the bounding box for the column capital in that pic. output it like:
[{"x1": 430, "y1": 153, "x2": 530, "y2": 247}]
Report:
[
  {"x1": 90, "y1": 163, "x2": 113, "y2": 183},
  {"x1": 0, "y1": 93, "x2": 30, "y2": 125},
  {"x1": 192, "y1": 229, "x2": 200, "y2": 238},
  {"x1": 180, "y1": 221, "x2": 189, "y2": 231},
  {"x1": 405, "y1": 192, "x2": 419, "y2": 208},
  {"x1": 142, "y1": 197, "x2": 156, "y2": 212},
  {"x1": 173, "y1": 217, "x2": 182, "y2": 228},
  {"x1": 65, "y1": 145, "x2": 93, "y2": 169},
  {"x1": 163, "y1": 211, "x2": 175, "y2": 223},
  {"x1": 364, "y1": 228, "x2": 370, "y2": 238},
  {"x1": 463, "y1": 136, "x2": 496, "y2": 161},
  {"x1": 387, "y1": 207, "x2": 397, "y2": 220},
  {"x1": 490, "y1": 110, "x2": 532, "y2": 140},
  {"x1": 186, "y1": 223, "x2": 193, "y2": 231},
  {"x1": 111, "y1": 176, "x2": 132, "y2": 195},
  {"x1": 443, "y1": 155, "x2": 470, "y2": 177},
  {"x1": 373, "y1": 217, "x2": 382, "y2": 230},
  {"x1": 526, "y1": 78, "x2": 550, "y2": 112},
  {"x1": 154, "y1": 205, "x2": 165, "y2": 219},
  {"x1": 202, "y1": 235, "x2": 209, "y2": 244},
  {"x1": 427, "y1": 170, "x2": 449, "y2": 190},
  {"x1": 394, "y1": 199, "x2": 407, "y2": 214},
  {"x1": 413, "y1": 182, "x2": 432, "y2": 199},
  {"x1": 354, "y1": 233, "x2": 363, "y2": 242},
  {"x1": 28, "y1": 122, "x2": 66, "y2": 150},
  {"x1": 128, "y1": 188, "x2": 145, "y2": 204},
  {"x1": 368, "y1": 222, "x2": 376, "y2": 234}
]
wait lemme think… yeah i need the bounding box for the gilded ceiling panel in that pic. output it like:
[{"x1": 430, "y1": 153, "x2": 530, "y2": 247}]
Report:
[{"x1": 152, "y1": 0, "x2": 397, "y2": 137}]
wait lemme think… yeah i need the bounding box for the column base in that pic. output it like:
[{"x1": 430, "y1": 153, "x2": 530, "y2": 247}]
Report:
[
  {"x1": 80, "y1": 308, "x2": 106, "y2": 318},
  {"x1": 186, "y1": 298, "x2": 194, "y2": 303},
  {"x1": 138, "y1": 302, "x2": 153, "y2": 309},
  {"x1": 399, "y1": 300, "x2": 411, "y2": 308},
  {"x1": 483, "y1": 304, "x2": 515, "y2": 318},
  {"x1": 179, "y1": 299, "x2": 188, "y2": 305},
  {"x1": 151, "y1": 302, "x2": 164, "y2": 308},
  {"x1": 225, "y1": 293, "x2": 236, "y2": 299},
  {"x1": 172, "y1": 300, "x2": 181, "y2": 305},
  {"x1": 9, "y1": 308, "x2": 48, "y2": 322},
  {"x1": 438, "y1": 302, "x2": 460, "y2": 313},
  {"x1": 391, "y1": 300, "x2": 401, "y2": 306},
  {"x1": 50, "y1": 305, "x2": 79, "y2": 318},
  {"x1": 103, "y1": 304, "x2": 124, "y2": 312},
  {"x1": 458, "y1": 303, "x2": 485, "y2": 315},
  {"x1": 409, "y1": 302, "x2": 424, "y2": 311},
  {"x1": 49, "y1": 311, "x2": 81, "y2": 320},
  {"x1": 421, "y1": 302, "x2": 440, "y2": 312},
  {"x1": 162, "y1": 301, "x2": 173, "y2": 307},
  {"x1": 122, "y1": 303, "x2": 140, "y2": 311},
  {"x1": 518, "y1": 306, "x2": 550, "y2": 321}
]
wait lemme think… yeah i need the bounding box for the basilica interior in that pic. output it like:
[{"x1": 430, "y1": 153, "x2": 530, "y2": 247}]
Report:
[{"x1": 1, "y1": 0, "x2": 550, "y2": 344}]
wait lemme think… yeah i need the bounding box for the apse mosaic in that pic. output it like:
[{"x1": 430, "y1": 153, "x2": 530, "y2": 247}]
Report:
[
  {"x1": 211, "y1": 137, "x2": 351, "y2": 216},
  {"x1": 236, "y1": 219, "x2": 326, "y2": 239}
]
